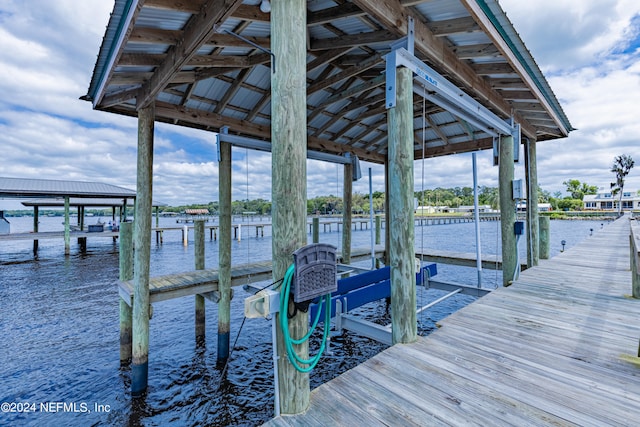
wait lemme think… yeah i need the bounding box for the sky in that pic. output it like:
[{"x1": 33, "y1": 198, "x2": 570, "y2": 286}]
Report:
[{"x1": 1, "y1": 0, "x2": 640, "y2": 210}]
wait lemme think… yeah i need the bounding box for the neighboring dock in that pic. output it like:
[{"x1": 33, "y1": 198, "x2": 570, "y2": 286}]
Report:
[{"x1": 263, "y1": 216, "x2": 640, "y2": 426}]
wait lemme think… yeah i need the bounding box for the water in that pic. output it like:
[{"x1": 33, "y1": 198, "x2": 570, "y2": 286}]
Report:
[{"x1": 0, "y1": 215, "x2": 607, "y2": 426}]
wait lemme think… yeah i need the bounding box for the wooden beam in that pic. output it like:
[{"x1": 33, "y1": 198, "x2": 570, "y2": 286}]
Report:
[
  {"x1": 307, "y1": 54, "x2": 384, "y2": 95},
  {"x1": 308, "y1": 3, "x2": 364, "y2": 26},
  {"x1": 453, "y1": 43, "x2": 500, "y2": 59},
  {"x1": 145, "y1": 0, "x2": 269, "y2": 22},
  {"x1": 136, "y1": 0, "x2": 244, "y2": 109},
  {"x1": 428, "y1": 16, "x2": 480, "y2": 36},
  {"x1": 309, "y1": 30, "x2": 396, "y2": 51}
]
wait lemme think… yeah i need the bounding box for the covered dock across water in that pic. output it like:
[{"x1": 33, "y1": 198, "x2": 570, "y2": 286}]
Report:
[{"x1": 86, "y1": 0, "x2": 573, "y2": 413}]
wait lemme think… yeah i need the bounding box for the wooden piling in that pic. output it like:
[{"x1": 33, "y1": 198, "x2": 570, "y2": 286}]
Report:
[
  {"x1": 33, "y1": 206, "x2": 39, "y2": 256},
  {"x1": 375, "y1": 215, "x2": 381, "y2": 245},
  {"x1": 342, "y1": 161, "x2": 353, "y2": 264},
  {"x1": 272, "y1": 0, "x2": 309, "y2": 414},
  {"x1": 312, "y1": 217, "x2": 319, "y2": 243},
  {"x1": 387, "y1": 66, "x2": 416, "y2": 344},
  {"x1": 194, "y1": 220, "x2": 206, "y2": 345},
  {"x1": 64, "y1": 196, "x2": 70, "y2": 256},
  {"x1": 539, "y1": 215, "x2": 550, "y2": 259},
  {"x1": 119, "y1": 221, "x2": 134, "y2": 365},
  {"x1": 525, "y1": 139, "x2": 539, "y2": 267},
  {"x1": 218, "y1": 139, "x2": 232, "y2": 361},
  {"x1": 499, "y1": 135, "x2": 517, "y2": 287},
  {"x1": 131, "y1": 102, "x2": 154, "y2": 396}
]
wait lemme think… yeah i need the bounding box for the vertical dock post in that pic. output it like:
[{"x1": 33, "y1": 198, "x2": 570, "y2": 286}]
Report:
[
  {"x1": 312, "y1": 217, "x2": 319, "y2": 243},
  {"x1": 539, "y1": 216, "x2": 550, "y2": 259},
  {"x1": 218, "y1": 138, "x2": 232, "y2": 361},
  {"x1": 499, "y1": 135, "x2": 517, "y2": 286},
  {"x1": 131, "y1": 102, "x2": 154, "y2": 397},
  {"x1": 272, "y1": 0, "x2": 309, "y2": 414},
  {"x1": 33, "y1": 206, "x2": 39, "y2": 256},
  {"x1": 388, "y1": 66, "x2": 416, "y2": 344},
  {"x1": 375, "y1": 215, "x2": 381, "y2": 245},
  {"x1": 119, "y1": 221, "x2": 134, "y2": 365},
  {"x1": 194, "y1": 220, "x2": 206, "y2": 345},
  {"x1": 342, "y1": 161, "x2": 353, "y2": 265},
  {"x1": 64, "y1": 196, "x2": 70, "y2": 256},
  {"x1": 525, "y1": 139, "x2": 539, "y2": 267},
  {"x1": 182, "y1": 225, "x2": 188, "y2": 246}
]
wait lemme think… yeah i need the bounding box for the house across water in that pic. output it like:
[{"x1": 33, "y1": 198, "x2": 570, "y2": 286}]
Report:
[{"x1": 583, "y1": 187, "x2": 639, "y2": 210}]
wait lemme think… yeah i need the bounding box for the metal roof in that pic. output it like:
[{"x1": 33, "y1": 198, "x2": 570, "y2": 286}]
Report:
[
  {"x1": 85, "y1": 0, "x2": 573, "y2": 164},
  {"x1": 20, "y1": 198, "x2": 167, "y2": 208},
  {"x1": 0, "y1": 177, "x2": 136, "y2": 199}
]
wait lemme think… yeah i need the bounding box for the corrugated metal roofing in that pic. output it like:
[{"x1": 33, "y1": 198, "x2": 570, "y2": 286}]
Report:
[
  {"x1": 85, "y1": 0, "x2": 573, "y2": 164},
  {"x1": 0, "y1": 177, "x2": 136, "y2": 199}
]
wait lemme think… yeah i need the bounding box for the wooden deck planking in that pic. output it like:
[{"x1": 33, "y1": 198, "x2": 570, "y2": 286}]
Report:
[{"x1": 263, "y1": 216, "x2": 640, "y2": 426}]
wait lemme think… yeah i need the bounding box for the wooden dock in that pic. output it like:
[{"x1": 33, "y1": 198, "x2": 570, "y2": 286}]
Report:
[{"x1": 263, "y1": 216, "x2": 640, "y2": 426}]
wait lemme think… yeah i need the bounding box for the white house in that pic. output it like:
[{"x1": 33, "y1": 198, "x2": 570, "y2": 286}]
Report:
[{"x1": 583, "y1": 187, "x2": 640, "y2": 211}]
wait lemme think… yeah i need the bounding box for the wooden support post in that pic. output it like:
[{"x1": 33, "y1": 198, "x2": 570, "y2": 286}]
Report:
[
  {"x1": 539, "y1": 216, "x2": 550, "y2": 259},
  {"x1": 131, "y1": 102, "x2": 154, "y2": 397},
  {"x1": 525, "y1": 139, "x2": 539, "y2": 267},
  {"x1": 194, "y1": 220, "x2": 206, "y2": 346},
  {"x1": 312, "y1": 217, "x2": 319, "y2": 243},
  {"x1": 387, "y1": 66, "x2": 416, "y2": 344},
  {"x1": 33, "y1": 206, "x2": 39, "y2": 256},
  {"x1": 499, "y1": 135, "x2": 517, "y2": 287},
  {"x1": 182, "y1": 225, "x2": 188, "y2": 246},
  {"x1": 119, "y1": 221, "x2": 134, "y2": 365},
  {"x1": 64, "y1": 196, "x2": 70, "y2": 256},
  {"x1": 272, "y1": 0, "x2": 309, "y2": 415},
  {"x1": 155, "y1": 206, "x2": 159, "y2": 228},
  {"x1": 630, "y1": 233, "x2": 640, "y2": 298},
  {"x1": 342, "y1": 161, "x2": 353, "y2": 265},
  {"x1": 218, "y1": 139, "x2": 232, "y2": 362},
  {"x1": 375, "y1": 215, "x2": 381, "y2": 245}
]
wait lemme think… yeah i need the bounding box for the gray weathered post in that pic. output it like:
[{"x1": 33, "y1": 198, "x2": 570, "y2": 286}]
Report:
[
  {"x1": 539, "y1": 216, "x2": 550, "y2": 259},
  {"x1": 499, "y1": 135, "x2": 517, "y2": 286},
  {"x1": 312, "y1": 217, "x2": 319, "y2": 243},
  {"x1": 194, "y1": 220, "x2": 206, "y2": 345},
  {"x1": 33, "y1": 206, "x2": 39, "y2": 256},
  {"x1": 272, "y1": 0, "x2": 309, "y2": 414},
  {"x1": 64, "y1": 196, "x2": 70, "y2": 256},
  {"x1": 131, "y1": 102, "x2": 154, "y2": 396},
  {"x1": 218, "y1": 139, "x2": 232, "y2": 361},
  {"x1": 387, "y1": 66, "x2": 416, "y2": 344},
  {"x1": 375, "y1": 214, "x2": 381, "y2": 245},
  {"x1": 342, "y1": 161, "x2": 353, "y2": 264},
  {"x1": 119, "y1": 221, "x2": 134, "y2": 365},
  {"x1": 525, "y1": 139, "x2": 539, "y2": 267}
]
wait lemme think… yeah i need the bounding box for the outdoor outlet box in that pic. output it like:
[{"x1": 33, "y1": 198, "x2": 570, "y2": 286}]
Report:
[
  {"x1": 512, "y1": 179, "x2": 524, "y2": 200},
  {"x1": 244, "y1": 289, "x2": 280, "y2": 318},
  {"x1": 514, "y1": 221, "x2": 524, "y2": 235}
]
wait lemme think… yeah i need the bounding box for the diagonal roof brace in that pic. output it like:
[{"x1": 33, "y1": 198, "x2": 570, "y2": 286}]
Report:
[{"x1": 385, "y1": 46, "x2": 517, "y2": 138}]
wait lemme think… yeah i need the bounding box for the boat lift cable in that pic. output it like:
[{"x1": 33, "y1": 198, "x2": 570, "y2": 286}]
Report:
[{"x1": 280, "y1": 264, "x2": 332, "y2": 373}]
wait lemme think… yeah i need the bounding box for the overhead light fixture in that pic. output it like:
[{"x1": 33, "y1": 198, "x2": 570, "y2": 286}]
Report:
[{"x1": 260, "y1": 0, "x2": 271, "y2": 13}]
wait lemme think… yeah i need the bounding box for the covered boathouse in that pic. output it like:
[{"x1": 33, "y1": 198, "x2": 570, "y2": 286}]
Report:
[{"x1": 84, "y1": 0, "x2": 572, "y2": 417}]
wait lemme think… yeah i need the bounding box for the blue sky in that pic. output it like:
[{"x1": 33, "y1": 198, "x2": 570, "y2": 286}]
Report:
[{"x1": 1, "y1": 0, "x2": 640, "y2": 209}]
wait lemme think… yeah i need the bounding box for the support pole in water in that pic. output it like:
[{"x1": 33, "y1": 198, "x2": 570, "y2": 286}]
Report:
[
  {"x1": 194, "y1": 220, "x2": 206, "y2": 346},
  {"x1": 132, "y1": 102, "x2": 154, "y2": 396},
  {"x1": 342, "y1": 161, "x2": 353, "y2": 265},
  {"x1": 33, "y1": 206, "x2": 39, "y2": 256},
  {"x1": 119, "y1": 221, "x2": 134, "y2": 365},
  {"x1": 472, "y1": 152, "x2": 482, "y2": 288},
  {"x1": 539, "y1": 216, "x2": 550, "y2": 259},
  {"x1": 368, "y1": 168, "x2": 375, "y2": 270},
  {"x1": 312, "y1": 217, "x2": 319, "y2": 243},
  {"x1": 498, "y1": 134, "x2": 517, "y2": 287},
  {"x1": 64, "y1": 196, "x2": 70, "y2": 256},
  {"x1": 182, "y1": 225, "x2": 188, "y2": 246},
  {"x1": 218, "y1": 137, "x2": 232, "y2": 361},
  {"x1": 525, "y1": 138, "x2": 540, "y2": 267}
]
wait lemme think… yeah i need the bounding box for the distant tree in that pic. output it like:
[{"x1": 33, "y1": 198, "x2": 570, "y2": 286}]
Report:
[
  {"x1": 611, "y1": 154, "x2": 635, "y2": 215},
  {"x1": 563, "y1": 179, "x2": 597, "y2": 200}
]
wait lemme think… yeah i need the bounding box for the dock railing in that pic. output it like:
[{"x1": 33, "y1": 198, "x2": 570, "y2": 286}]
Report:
[{"x1": 629, "y1": 218, "x2": 640, "y2": 298}]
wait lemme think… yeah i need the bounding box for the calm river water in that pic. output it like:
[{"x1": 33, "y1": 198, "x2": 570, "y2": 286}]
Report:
[{"x1": 0, "y1": 215, "x2": 608, "y2": 426}]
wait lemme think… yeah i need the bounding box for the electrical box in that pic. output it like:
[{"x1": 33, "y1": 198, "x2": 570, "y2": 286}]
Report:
[
  {"x1": 512, "y1": 179, "x2": 524, "y2": 200},
  {"x1": 514, "y1": 221, "x2": 524, "y2": 235},
  {"x1": 292, "y1": 243, "x2": 337, "y2": 303}
]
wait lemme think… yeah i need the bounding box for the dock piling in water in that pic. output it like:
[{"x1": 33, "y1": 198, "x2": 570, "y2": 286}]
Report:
[
  {"x1": 194, "y1": 220, "x2": 206, "y2": 345},
  {"x1": 119, "y1": 221, "x2": 134, "y2": 365}
]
